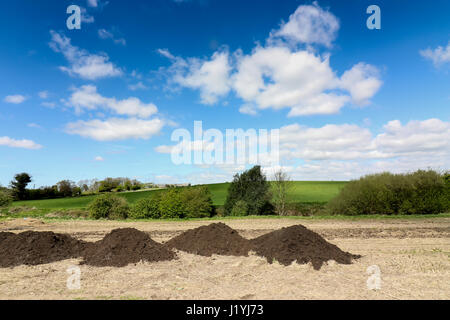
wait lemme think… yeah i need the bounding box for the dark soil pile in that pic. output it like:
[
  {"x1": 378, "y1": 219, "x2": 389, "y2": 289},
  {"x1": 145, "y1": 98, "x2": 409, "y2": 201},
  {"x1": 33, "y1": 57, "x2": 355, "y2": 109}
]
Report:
[
  {"x1": 0, "y1": 231, "x2": 87, "y2": 268},
  {"x1": 165, "y1": 223, "x2": 251, "y2": 256},
  {"x1": 250, "y1": 225, "x2": 361, "y2": 270},
  {"x1": 80, "y1": 228, "x2": 176, "y2": 267}
]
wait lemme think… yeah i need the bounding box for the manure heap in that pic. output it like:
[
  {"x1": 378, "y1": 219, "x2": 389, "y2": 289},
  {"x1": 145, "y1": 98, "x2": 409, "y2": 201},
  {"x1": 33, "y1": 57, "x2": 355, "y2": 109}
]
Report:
[
  {"x1": 0, "y1": 224, "x2": 360, "y2": 270},
  {"x1": 165, "y1": 222, "x2": 251, "y2": 256},
  {"x1": 81, "y1": 228, "x2": 176, "y2": 267},
  {"x1": 251, "y1": 225, "x2": 361, "y2": 270}
]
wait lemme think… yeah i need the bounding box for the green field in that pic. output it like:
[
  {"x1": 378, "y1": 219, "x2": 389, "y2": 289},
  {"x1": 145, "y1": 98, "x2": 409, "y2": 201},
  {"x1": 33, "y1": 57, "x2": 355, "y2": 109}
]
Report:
[{"x1": 11, "y1": 181, "x2": 347, "y2": 210}]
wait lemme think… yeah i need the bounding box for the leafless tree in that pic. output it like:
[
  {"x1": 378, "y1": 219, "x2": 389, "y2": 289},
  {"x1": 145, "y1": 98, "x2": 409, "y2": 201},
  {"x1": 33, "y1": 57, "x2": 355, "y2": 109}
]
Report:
[{"x1": 272, "y1": 169, "x2": 293, "y2": 216}]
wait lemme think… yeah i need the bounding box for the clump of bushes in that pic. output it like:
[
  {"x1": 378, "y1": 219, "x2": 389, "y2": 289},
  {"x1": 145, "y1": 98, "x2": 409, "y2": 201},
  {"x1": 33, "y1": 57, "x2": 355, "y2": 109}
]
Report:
[
  {"x1": 88, "y1": 194, "x2": 130, "y2": 220},
  {"x1": 328, "y1": 170, "x2": 449, "y2": 215},
  {"x1": 129, "y1": 194, "x2": 161, "y2": 219},
  {"x1": 0, "y1": 189, "x2": 13, "y2": 208},
  {"x1": 129, "y1": 186, "x2": 214, "y2": 219},
  {"x1": 224, "y1": 165, "x2": 273, "y2": 216}
]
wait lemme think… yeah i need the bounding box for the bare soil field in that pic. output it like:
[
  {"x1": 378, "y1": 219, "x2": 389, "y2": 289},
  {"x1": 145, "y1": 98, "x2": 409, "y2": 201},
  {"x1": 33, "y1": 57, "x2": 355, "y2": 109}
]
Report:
[{"x1": 0, "y1": 217, "x2": 449, "y2": 300}]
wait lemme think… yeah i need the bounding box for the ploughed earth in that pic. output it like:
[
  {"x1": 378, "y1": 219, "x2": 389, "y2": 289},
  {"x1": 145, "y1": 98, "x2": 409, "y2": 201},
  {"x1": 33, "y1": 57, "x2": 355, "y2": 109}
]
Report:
[{"x1": 0, "y1": 217, "x2": 449, "y2": 299}]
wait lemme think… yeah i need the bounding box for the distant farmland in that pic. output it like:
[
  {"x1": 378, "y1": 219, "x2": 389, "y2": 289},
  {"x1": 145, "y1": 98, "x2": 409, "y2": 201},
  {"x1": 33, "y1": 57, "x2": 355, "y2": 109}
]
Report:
[{"x1": 11, "y1": 181, "x2": 347, "y2": 210}]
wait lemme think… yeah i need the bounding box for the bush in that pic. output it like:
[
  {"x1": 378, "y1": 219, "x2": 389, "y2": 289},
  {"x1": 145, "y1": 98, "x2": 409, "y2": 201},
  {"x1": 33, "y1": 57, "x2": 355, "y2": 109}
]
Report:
[
  {"x1": 137, "y1": 186, "x2": 215, "y2": 219},
  {"x1": 88, "y1": 194, "x2": 129, "y2": 220},
  {"x1": 224, "y1": 165, "x2": 273, "y2": 216},
  {"x1": 158, "y1": 188, "x2": 186, "y2": 219},
  {"x1": 181, "y1": 186, "x2": 214, "y2": 218},
  {"x1": 0, "y1": 190, "x2": 13, "y2": 208},
  {"x1": 231, "y1": 200, "x2": 248, "y2": 216},
  {"x1": 327, "y1": 170, "x2": 447, "y2": 215},
  {"x1": 129, "y1": 194, "x2": 161, "y2": 219}
]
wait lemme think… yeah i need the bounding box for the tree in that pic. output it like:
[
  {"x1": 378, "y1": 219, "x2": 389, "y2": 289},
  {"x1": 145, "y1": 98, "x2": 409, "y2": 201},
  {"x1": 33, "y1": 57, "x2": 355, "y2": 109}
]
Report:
[
  {"x1": 10, "y1": 173, "x2": 32, "y2": 200},
  {"x1": 224, "y1": 165, "x2": 273, "y2": 216},
  {"x1": 272, "y1": 169, "x2": 293, "y2": 216},
  {"x1": 57, "y1": 180, "x2": 76, "y2": 197}
]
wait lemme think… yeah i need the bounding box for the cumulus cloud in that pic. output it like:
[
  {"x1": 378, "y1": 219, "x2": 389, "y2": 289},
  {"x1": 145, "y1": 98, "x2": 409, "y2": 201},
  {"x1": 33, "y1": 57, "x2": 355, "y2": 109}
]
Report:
[
  {"x1": 232, "y1": 46, "x2": 381, "y2": 116},
  {"x1": 339, "y1": 63, "x2": 382, "y2": 105},
  {"x1": 0, "y1": 136, "x2": 42, "y2": 150},
  {"x1": 159, "y1": 3, "x2": 382, "y2": 116},
  {"x1": 66, "y1": 85, "x2": 158, "y2": 118},
  {"x1": 159, "y1": 49, "x2": 232, "y2": 104},
  {"x1": 270, "y1": 2, "x2": 339, "y2": 47},
  {"x1": 420, "y1": 41, "x2": 450, "y2": 67},
  {"x1": 65, "y1": 118, "x2": 164, "y2": 141},
  {"x1": 279, "y1": 118, "x2": 450, "y2": 161},
  {"x1": 374, "y1": 119, "x2": 450, "y2": 156},
  {"x1": 155, "y1": 118, "x2": 449, "y2": 181},
  {"x1": 49, "y1": 31, "x2": 122, "y2": 80},
  {"x1": 4, "y1": 95, "x2": 26, "y2": 104}
]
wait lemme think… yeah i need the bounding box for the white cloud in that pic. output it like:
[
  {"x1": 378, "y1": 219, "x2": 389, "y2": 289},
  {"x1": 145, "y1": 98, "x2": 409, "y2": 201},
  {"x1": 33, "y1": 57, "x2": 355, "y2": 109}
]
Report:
[
  {"x1": 374, "y1": 118, "x2": 450, "y2": 156},
  {"x1": 239, "y1": 104, "x2": 258, "y2": 116},
  {"x1": 155, "y1": 118, "x2": 449, "y2": 180},
  {"x1": 65, "y1": 118, "x2": 164, "y2": 141},
  {"x1": 38, "y1": 91, "x2": 49, "y2": 99},
  {"x1": 420, "y1": 41, "x2": 450, "y2": 67},
  {"x1": 80, "y1": 7, "x2": 95, "y2": 24},
  {"x1": 232, "y1": 46, "x2": 381, "y2": 116},
  {"x1": 98, "y1": 29, "x2": 126, "y2": 46},
  {"x1": 94, "y1": 156, "x2": 104, "y2": 161},
  {"x1": 49, "y1": 31, "x2": 122, "y2": 80},
  {"x1": 160, "y1": 49, "x2": 231, "y2": 104},
  {"x1": 0, "y1": 136, "x2": 42, "y2": 150},
  {"x1": 4, "y1": 95, "x2": 26, "y2": 104},
  {"x1": 339, "y1": 63, "x2": 382, "y2": 105},
  {"x1": 66, "y1": 85, "x2": 157, "y2": 118},
  {"x1": 87, "y1": 0, "x2": 98, "y2": 7},
  {"x1": 270, "y1": 2, "x2": 339, "y2": 47},
  {"x1": 128, "y1": 81, "x2": 148, "y2": 91},
  {"x1": 159, "y1": 3, "x2": 382, "y2": 116},
  {"x1": 279, "y1": 119, "x2": 450, "y2": 161}
]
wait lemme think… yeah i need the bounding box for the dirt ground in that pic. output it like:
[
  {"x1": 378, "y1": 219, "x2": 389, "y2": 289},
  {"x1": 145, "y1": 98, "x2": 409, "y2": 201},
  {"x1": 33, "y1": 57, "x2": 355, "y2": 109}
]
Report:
[{"x1": 0, "y1": 217, "x2": 449, "y2": 300}]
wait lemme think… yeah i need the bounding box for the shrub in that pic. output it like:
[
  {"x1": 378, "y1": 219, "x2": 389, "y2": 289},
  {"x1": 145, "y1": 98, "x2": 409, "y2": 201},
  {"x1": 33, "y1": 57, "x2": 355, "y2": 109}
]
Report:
[
  {"x1": 158, "y1": 188, "x2": 186, "y2": 219},
  {"x1": 129, "y1": 194, "x2": 161, "y2": 219},
  {"x1": 231, "y1": 200, "x2": 248, "y2": 216},
  {"x1": 150, "y1": 186, "x2": 214, "y2": 219},
  {"x1": 224, "y1": 165, "x2": 273, "y2": 216},
  {"x1": 0, "y1": 190, "x2": 13, "y2": 208},
  {"x1": 181, "y1": 186, "x2": 214, "y2": 218},
  {"x1": 88, "y1": 194, "x2": 129, "y2": 220},
  {"x1": 327, "y1": 170, "x2": 447, "y2": 215}
]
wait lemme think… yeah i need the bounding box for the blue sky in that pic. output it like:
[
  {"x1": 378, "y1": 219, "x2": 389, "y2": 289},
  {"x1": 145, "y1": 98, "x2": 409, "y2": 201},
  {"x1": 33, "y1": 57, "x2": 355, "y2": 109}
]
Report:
[{"x1": 0, "y1": 0, "x2": 449, "y2": 187}]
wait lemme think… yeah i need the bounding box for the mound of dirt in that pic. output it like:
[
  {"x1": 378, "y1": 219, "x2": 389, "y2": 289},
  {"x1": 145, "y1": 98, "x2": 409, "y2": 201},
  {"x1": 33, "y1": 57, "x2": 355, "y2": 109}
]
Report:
[
  {"x1": 0, "y1": 231, "x2": 86, "y2": 268},
  {"x1": 165, "y1": 223, "x2": 251, "y2": 256},
  {"x1": 250, "y1": 225, "x2": 361, "y2": 270},
  {"x1": 81, "y1": 228, "x2": 176, "y2": 267}
]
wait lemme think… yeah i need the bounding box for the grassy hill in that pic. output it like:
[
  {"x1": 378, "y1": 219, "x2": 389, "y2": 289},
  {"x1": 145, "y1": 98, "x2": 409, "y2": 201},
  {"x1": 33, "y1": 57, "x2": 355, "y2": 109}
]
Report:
[{"x1": 11, "y1": 181, "x2": 347, "y2": 210}]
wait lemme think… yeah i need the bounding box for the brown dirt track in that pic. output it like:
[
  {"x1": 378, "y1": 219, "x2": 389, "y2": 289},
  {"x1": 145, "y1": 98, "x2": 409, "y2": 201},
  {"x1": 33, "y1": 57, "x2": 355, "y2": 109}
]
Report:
[{"x1": 0, "y1": 217, "x2": 449, "y2": 299}]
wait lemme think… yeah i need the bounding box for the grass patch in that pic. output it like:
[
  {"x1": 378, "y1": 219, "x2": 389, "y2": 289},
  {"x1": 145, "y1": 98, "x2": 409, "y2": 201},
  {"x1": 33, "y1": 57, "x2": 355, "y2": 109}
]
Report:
[{"x1": 11, "y1": 181, "x2": 347, "y2": 210}]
